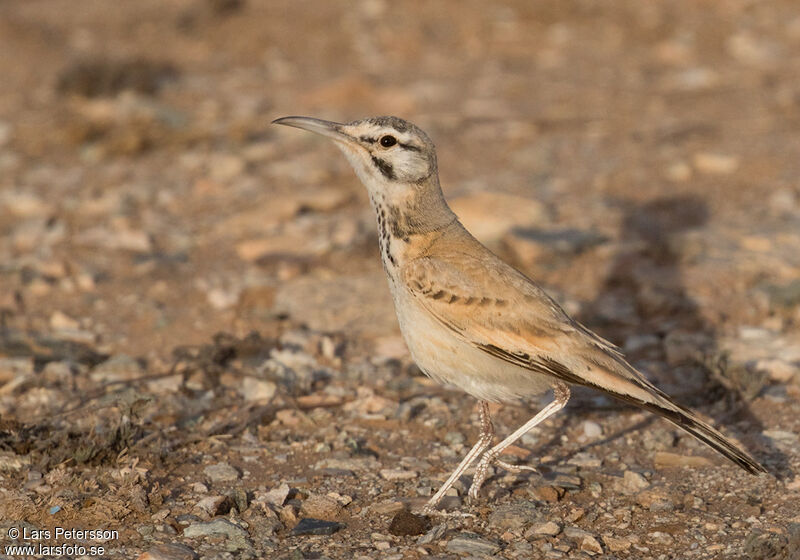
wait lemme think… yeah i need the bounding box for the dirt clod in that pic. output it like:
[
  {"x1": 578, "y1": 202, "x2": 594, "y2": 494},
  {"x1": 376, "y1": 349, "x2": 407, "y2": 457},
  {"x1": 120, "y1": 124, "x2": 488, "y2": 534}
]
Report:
[{"x1": 388, "y1": 509, "x2": 430, "y2": 536}]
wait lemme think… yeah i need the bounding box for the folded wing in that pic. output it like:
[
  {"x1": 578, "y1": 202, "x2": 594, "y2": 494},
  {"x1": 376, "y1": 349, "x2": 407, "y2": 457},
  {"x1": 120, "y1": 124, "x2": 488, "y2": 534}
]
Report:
[{"x1": 401, "y1": 253, "x2": 766, "y2": 474}]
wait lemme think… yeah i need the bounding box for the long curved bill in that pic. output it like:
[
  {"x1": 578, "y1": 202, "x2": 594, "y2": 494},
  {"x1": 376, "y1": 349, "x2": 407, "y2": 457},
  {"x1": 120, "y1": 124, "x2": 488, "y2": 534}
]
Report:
[{"x1": 271, "y1": 116, "x2": 349, "y2": 142}]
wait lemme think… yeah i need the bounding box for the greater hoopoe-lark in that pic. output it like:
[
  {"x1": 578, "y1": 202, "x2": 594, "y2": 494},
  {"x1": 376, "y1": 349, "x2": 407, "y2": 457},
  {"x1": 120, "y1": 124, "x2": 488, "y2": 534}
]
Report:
[{"x1": 273, "y1": 115, "x2": 766, "y2": 514}]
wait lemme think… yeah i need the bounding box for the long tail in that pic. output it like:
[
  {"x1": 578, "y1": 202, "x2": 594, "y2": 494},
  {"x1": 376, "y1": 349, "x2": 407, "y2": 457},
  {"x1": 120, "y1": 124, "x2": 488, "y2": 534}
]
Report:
[
  {"x1": 545, "y1": 350, "x2": 767, "y2": 474},
  {"x1": 595, "y1": 358, "x2": 768, "y2": 474},
  {"x1": 635, "y1": 396, "x2": 766, "y2": 474},
  {"x1": 582, "y1": 346, "x2": 768, "y2": 474},
  {"x1": 479, "y1": 339, "x2": 767, "y2": 474}
]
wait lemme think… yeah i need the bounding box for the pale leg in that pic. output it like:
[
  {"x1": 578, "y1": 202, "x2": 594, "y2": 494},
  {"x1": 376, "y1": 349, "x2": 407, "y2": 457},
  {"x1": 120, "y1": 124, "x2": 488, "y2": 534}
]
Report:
[
  {"x1": 468, "y1": 383, "x2": 571, "y2": 501},
  {"x1": 422, "y1": 401, "x2": 494, "y2": 514}
]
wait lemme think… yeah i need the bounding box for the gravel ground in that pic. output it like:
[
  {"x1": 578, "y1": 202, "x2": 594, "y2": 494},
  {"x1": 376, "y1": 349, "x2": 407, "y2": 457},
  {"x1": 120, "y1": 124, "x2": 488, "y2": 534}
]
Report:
[{"x1": 1, "y1": 1, "x2": 800, "y2": 559}]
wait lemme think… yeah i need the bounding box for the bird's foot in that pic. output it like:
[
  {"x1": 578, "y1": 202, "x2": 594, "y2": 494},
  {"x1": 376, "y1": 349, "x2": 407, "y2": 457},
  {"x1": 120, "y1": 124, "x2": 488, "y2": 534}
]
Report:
[
  {"x1": 467, "y1": 452, "x2": 539, "y2": 501},
  {"x1": 418, "y1": 506, "x2": 476, "y2": 518},
  {"x1": 495, "y1": 458, "x2": 539, "y2": 475}
]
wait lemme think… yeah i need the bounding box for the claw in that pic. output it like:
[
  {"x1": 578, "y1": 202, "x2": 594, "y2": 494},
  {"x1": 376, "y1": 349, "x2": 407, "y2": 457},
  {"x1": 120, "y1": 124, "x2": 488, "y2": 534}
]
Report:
[
  {"x1": 468, "y1": 453, "x2": 540, "y2": 501},
  {"x1": 495, "y1": 459, "x2": 539, "y2": 474},
  {"x1": 419, "y1": 507, "x2": 475, "y2": 518},
  {"x1": 424, "y1": 391, "x2": 566, "y2": 512}
]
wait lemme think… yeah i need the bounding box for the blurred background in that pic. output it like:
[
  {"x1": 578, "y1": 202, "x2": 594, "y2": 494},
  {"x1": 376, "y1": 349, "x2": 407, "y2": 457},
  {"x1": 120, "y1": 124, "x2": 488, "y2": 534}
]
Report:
[
  {"x1": 1, "y1": 1, "x2": 799, "y2": 555},
  {"x1": 1, "y1": 1, "x2": 799, "y2": 358}
]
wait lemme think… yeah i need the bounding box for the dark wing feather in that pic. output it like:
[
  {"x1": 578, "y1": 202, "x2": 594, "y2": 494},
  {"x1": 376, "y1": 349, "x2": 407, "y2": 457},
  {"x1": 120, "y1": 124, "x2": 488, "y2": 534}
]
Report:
[{"x1": 402, "y1": 253, "x2": 766, "y2": 474}]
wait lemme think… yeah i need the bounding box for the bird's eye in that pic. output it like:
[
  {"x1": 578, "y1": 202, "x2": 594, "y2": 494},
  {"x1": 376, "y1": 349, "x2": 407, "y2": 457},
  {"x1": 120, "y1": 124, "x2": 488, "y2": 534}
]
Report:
[{"x1": 379, "y1": 135, "x2": 397, "y2": 147}]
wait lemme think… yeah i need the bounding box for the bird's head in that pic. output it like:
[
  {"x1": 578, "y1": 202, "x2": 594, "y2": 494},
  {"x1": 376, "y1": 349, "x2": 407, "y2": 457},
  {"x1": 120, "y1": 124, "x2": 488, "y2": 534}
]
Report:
[{"x1": 273, "y1": 115, "x2": 438, "y2": 197}]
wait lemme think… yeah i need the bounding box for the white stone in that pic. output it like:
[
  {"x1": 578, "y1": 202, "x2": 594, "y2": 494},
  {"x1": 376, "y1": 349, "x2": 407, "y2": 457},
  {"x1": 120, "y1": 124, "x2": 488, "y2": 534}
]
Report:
[
  {"x1": 379, "y1": 468, "x2": 418, "y2": 481},
  {"x1": 583, "y1": 420, "x2": 602, "y2": 438},
  {"x1": 50, "y1": 311, "x2": 80, "y2": 330},
  {"x1": 581, "y1": 535, "x2": 604, "y2": 555},
  {"x1": 754, "y1": 358, "x2": 798, "y2": 383},
  {"x1": 206, "y1": 287, "x2": 240, "y2": 310},
  {"x1": 622, "y1": 470, "x2": 650, "y2": 492},
  {"x1": 693, "y1": 152, "x2": 739, "y2": 175},
  {"x1": 240, "y1": 377, "x2": 277, "y2": 402},
  {"x1": 528, "y1": 521, "x2": 561, "y2": 536},
  {"x1": 195, "y1": 495, "x2": 229, "y2": 515},
  {"x1": 76, "y1": 226, "x2": 152, "y2": 252},
  {"x1": 203, "y1": 462, "x2": 240, "y2": 483},
  {"x1": 262, "y1": 483, "x2": 291, "y2": 508}
]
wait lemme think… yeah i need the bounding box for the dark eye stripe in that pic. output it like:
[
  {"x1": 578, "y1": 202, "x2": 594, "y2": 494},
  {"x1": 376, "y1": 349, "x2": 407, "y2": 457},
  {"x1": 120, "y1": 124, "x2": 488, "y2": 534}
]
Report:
[{"x1": 360, "y1": 135, "x2": 420, "y2": 153}]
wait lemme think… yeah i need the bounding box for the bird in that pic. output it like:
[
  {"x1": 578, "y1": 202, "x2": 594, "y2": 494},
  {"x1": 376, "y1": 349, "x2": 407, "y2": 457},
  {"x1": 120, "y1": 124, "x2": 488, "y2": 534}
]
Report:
[{"x1": 272, "y1": 115, "x2": 767, "y2": 514}]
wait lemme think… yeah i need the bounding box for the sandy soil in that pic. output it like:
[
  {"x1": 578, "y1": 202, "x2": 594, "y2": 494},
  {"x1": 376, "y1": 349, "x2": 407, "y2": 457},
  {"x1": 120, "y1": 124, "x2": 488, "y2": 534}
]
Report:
[{"x1": 1, "y1": 1, "x2": 800, "y2": 559}]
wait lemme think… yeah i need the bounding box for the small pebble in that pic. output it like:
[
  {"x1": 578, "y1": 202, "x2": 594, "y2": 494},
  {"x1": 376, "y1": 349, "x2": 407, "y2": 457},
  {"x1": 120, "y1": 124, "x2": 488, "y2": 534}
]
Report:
[
  {"x1": 446, "y1": 533, "x2": 501, "y2": 555},
  {"x1": 654, "y1": 451, "x2": 712, "y2": 469},
  {"x1": 603, "y1": 535, "x2": 632, "y2": 552},
  {"x1": 203, "y1": 462, "x2": 240, "y2": 483},
  {"x1": 194, "y1": 495, "x2": 231, "y2": 516},
  {"x1": 582, "y1": 420, "x2": 602, "y2": 438},
  {"x1": 289, "y1": 518, "x2": 344, "y2": 536},
  {"x1": 527, "y1": 521, "x2": 561, "y2": 537},
  {"x1": 380, "y1": 468, "x2": 418, "y2": 481},
  {"x1": 299, "y1": 494, "x2": 342, "y2": 521},
  {"x1": 581, "y1": 535, "x2": 604, "y2": 554},
  {"x1": 417, "y1": 523, "x2": 447, "y2": 545},
  {"x1": 622, "y1": 470, "x2": 650, "y2": 493},
  {"x1": 693, "y1": 152, "x2": 739, "y2": 175}
]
